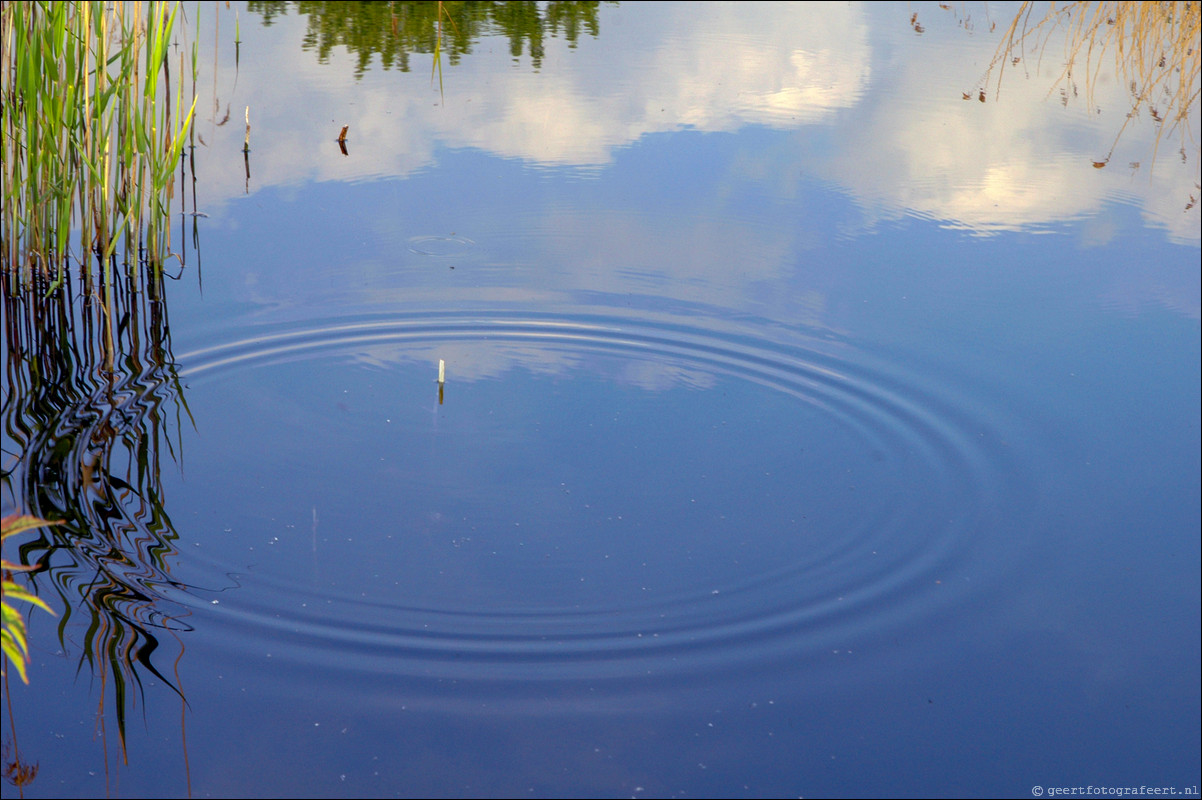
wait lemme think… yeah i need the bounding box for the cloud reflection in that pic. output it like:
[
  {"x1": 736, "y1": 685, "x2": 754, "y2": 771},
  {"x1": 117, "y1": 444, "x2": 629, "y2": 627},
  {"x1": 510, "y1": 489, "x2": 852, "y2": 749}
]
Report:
[
  {"x1": 197, "y1": 2, "x2": 870, "y2": 187},
  {"x1": 196, "y1": 2, "x2": 1196, "y2": 243},
  {"x1": 819, "y1": 3, "x2": 1199, "y2": 243}
]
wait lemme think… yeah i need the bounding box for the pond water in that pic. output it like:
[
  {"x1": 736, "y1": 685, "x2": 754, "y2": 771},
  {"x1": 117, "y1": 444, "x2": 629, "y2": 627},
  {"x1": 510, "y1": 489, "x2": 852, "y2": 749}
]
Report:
[{"x1": 2, "y1": 2, "x2": 1199, "y2": 798}]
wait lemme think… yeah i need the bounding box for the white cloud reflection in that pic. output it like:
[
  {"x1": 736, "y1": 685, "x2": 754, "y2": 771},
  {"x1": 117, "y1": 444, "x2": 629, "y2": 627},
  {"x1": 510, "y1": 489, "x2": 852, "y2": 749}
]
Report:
[
  {"x1": 193, "y1": 2, "x2": 870, "y2": 190},
  {"x1": 821, "y1": 3, "x2": 1200, "y2": 244},
  {"x1": 193, "y1": 1, "x2": 1197, "y2": 242}
]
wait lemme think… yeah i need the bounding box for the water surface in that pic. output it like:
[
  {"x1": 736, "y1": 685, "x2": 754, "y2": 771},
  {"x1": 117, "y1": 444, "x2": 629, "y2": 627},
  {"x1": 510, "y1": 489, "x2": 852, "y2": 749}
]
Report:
[{"x1": 2, "y1": 2, "x2": 1199, "y2": 798}]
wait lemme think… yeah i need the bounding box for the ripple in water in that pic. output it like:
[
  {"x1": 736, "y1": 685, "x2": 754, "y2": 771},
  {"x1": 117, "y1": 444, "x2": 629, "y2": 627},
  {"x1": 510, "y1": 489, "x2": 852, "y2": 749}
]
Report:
[
  {"x1": 167, "y1": 313, "x2": 1023, "y2": 695},
  {"x1": 407, "y1": 234, "x2": 475, "y2": 257}
]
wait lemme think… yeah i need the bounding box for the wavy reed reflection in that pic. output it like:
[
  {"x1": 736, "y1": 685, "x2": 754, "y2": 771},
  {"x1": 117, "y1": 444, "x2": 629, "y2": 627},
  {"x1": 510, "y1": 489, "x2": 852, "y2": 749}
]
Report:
[{"x1": 1, "y1": 262, "x2": 194, "y2": 762}]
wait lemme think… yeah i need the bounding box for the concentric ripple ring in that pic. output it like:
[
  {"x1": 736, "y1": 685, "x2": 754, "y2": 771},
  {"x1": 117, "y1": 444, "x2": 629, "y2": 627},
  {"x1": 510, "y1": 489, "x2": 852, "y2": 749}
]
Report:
[{"x1": 168, "y1": 311, "x2": 1027, "y2": 691}]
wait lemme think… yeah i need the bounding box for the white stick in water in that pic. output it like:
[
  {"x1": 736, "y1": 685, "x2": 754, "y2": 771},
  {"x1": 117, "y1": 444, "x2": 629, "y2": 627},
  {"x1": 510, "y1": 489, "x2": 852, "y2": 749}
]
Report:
[{"x1": 438, "y1": 359, "x2": 445, "y2": 384}]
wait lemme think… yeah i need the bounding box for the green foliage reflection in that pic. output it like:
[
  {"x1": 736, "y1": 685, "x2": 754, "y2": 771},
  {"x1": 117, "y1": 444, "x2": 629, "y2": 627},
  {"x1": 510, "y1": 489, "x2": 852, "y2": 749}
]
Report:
[{"x1": 247, "y1": 1, "x2": 610, "y2": 77}]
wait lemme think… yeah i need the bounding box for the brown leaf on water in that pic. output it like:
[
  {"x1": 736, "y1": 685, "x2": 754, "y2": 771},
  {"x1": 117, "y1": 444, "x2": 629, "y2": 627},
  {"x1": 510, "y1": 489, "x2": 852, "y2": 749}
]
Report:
[
  {"x1": 978, "y1": 89, "x2": 986, "y2": 103},
  {"x1": 1092, "y1": 160, "x2": 1108, "y2": 169},
  {"x1": 962, "y1": 92, "x2": 972, "y2": 100}
]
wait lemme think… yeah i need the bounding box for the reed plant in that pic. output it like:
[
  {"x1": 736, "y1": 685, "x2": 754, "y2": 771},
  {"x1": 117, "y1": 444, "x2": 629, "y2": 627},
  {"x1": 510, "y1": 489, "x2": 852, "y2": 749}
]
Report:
[
  {"x1": 2, "y1": 515, "x2": 57, "y2": 684},
  {"x1": 431, "y1": 0, "x2": 459, "y2": 100},
  {"x1": 981, "y1": 1, "x2": 1201, "y2": 168},
  {"x1": 0, "y1": 1, "x2": 197, "y2": 283}
]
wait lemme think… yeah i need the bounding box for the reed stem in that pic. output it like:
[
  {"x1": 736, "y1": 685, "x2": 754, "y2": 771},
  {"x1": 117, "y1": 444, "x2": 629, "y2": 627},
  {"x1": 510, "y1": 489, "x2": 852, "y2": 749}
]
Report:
[{"x1": 0, "y1": 1, "x2": 197, "y2": 281}]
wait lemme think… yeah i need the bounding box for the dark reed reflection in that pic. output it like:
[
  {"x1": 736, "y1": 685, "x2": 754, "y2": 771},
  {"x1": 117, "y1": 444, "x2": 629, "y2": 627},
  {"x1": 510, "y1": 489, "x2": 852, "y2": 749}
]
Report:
[{"x1": 1, "y1": 257, "x2": 194, "y2": 776}]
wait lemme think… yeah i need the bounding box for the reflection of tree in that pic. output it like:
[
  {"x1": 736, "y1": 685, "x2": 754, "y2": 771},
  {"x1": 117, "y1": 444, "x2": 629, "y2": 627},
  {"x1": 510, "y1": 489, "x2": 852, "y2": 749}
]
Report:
[
  {"x1": 1, "y1": 260, "x2": 194, "y2": 778},
  {"x1": 247, "y1": 1, "x2": 609, "y2": 76},
  {"x1": 975, "y1": 2, "x2": 1200, "y2": 175}
]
